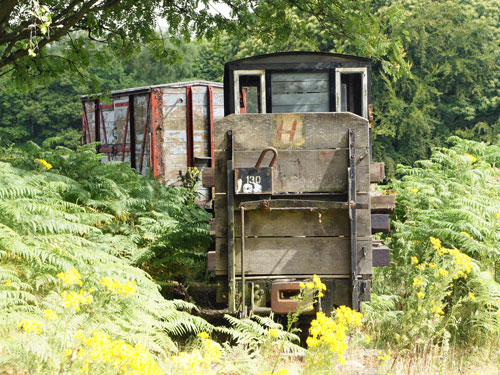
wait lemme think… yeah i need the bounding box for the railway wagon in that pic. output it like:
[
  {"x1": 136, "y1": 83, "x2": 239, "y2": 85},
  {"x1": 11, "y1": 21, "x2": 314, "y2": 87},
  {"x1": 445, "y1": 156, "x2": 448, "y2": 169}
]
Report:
[
  {"x1": 81, "y1": 81, "x2": 224, "y2": 204},
  {"x1": 202, "y1": 52, "x2": 394, "y2": 315}
]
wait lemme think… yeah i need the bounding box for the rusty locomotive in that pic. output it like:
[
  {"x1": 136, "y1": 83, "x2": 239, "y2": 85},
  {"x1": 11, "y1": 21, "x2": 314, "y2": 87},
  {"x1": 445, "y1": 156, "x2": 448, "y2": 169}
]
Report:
[{"x1": 81, "y1": 52, "x2": 395, "y2": 315}]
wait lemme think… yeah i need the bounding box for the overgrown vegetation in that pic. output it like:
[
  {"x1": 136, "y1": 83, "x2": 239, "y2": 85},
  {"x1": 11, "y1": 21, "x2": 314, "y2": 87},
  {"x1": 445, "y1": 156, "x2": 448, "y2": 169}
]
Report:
[
  {"x1": 0, "y1": 137, "x2": 498, "y2": 373},
  {"x1": 365, "y1": 136, "x2": 500, "y2": 371},
  {"x1": 0, "y1": 143, "x2": 215, "y2": 371}
]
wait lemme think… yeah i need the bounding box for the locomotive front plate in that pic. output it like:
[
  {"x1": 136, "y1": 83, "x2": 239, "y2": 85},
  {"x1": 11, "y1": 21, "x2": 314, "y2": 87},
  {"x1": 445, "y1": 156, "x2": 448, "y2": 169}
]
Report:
[{"x1": 235, "y1": 167, "x2": 273, "y2": 194}]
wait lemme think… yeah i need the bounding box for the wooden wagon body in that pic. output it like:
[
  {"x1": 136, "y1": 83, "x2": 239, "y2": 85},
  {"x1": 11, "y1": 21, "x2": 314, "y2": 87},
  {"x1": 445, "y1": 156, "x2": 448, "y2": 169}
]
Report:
[{"x1": 81, "y1": 81, "x2": 224, "y2": 204}]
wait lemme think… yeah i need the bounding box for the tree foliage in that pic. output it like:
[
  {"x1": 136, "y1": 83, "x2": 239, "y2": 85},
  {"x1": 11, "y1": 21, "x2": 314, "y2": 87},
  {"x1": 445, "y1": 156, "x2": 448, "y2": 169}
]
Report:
[
  {"x1": 0, "y1": 0, "x2": 229, "y2": 86},
  {"x1": 372, "y1": 0, "x2": 500, "y2": 172}
]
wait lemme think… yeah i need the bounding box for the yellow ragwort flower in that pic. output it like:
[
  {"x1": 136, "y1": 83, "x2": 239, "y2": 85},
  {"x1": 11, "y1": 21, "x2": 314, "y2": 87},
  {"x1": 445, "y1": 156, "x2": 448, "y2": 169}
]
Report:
[
  {"x1": 198, "y1": 331, "x2": 209, "y2": 339},
  {"x1": 34, "y1": 158, "x2": 53, "y2": 170},
  {"x1": 61, "y1": 290, "x2": 92, "y2": 312},
  {"x1": 469, "y1": 292, "x2": 476, "y2": 301},
  {"x1": 411, "y1": 256, "x2": 419, "y2": 265},
  {"x1": 43, "y1": 309, "x2": 58, "y2": 321},
  {"x1": 4, "y1": 279, "x2": 11, "y2": 286},
  {"x1": 438, "y1": 268, "x2": 449, "y2": 277},
  {"x1": 268, "y1": 328, "x2": 279, "y2": 338},
  {"x1": 18, "y1": 319, "x2": 42, "y2": 334},
  {"x1": 464, "y1": 153, "x2": 477, "y2": 163},
  {"x1": 57, "y1": 268, "x2": 83, "y2": 286},
  {"x1": 429, "y1": 237, "x2": 442, "y2": 250},
  {"x1": 100, "y1": 277, "x2": 137, "y2": 296},
  {"x1": 413, "y1": 278, "x2": 423, "y2": 287},
  {"x1": 417, "y1": 292, "x2": 425, "y2": 299}
]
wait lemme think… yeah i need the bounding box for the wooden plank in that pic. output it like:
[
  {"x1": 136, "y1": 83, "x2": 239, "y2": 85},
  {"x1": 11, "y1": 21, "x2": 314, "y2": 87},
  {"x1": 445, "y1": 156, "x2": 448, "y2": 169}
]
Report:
[
  {"x1": 202, "y1": 167, "x2": 215, "y2": 187},
  {"x1": 272, "y1": 104, "x2": 330, "y2": 113},
  {"x1": 271, "y1": 80, "x2": 329, "y2": 94},
  {"x1": 373, "y1": 246, "x2": 390, "y2": 267},
  {"x1": 207, "y1": 251, "x2": 216, "y2": 271},
  {"x1": 214, "y1": 149, "x2": 370, "y2": 194},
  {"x1": 370, "y1": 162, "x2": 386, "y2": 183},
  {"x1": 272, "y1": 93, "x2": 329, "y2": 106},
  {"x1": 371, "y1": 214, "x2": 390, "y2": 234},
  {"x1": 215, "y1": 238, "x2": 372, "y2": 275},
  {"x1": 214, "y1": 113, "x2": 369, "y2": 151},
  {"x1": 370, "y1": 194, "x2": 396, "y2": 213},
  {"x1": 214, "y1": 195, "x2": 371, "y2": 237},
  {"x1": 270, "y1": 72, "x2": 329, "y2": 82}
]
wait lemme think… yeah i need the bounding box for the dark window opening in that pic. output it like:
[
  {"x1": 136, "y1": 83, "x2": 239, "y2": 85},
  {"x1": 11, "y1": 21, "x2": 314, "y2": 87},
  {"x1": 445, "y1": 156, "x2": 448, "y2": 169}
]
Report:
[
  {"x1": 239, "y1": 76, "x2": 261, "y2": 113},
  {"x1": 340, "y1": 73, "x2": 362, "y2": 117}
]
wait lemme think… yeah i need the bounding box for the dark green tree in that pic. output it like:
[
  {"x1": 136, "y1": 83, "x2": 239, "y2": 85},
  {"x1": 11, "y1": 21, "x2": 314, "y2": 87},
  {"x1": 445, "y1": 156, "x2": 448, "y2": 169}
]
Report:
[{"x1": 371, "y1": 0, "x2": 500, "y2": 173}]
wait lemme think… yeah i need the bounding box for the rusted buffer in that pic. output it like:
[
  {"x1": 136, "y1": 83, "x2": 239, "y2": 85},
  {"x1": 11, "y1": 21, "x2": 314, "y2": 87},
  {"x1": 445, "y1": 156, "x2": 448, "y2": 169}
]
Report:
[
  {"x1": 203, "y1": 52, "x2": 395, "y2": 315},
  {"x1": 81, "y1": 81, "x2": 224, "y2": 205}
]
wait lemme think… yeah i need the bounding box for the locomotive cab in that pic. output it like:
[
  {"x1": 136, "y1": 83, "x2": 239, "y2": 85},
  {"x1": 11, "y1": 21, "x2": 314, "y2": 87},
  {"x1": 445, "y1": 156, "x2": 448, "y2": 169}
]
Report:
[
  {"x1": 207, "y1": 52, "x2": 393, "y2": 316},
  {"x1": 224, "y1": 52, "x2": 371, "y2": 120}
]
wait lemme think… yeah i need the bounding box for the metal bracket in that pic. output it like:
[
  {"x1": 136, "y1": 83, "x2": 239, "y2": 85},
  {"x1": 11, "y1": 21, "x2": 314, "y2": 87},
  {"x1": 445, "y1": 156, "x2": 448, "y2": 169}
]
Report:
[
  {"x1": 348, "y1": 128, "x2": 359, "y2": 311},
  {"x1": 227, "y1": 130, "x2": 236, "y2": 313}
]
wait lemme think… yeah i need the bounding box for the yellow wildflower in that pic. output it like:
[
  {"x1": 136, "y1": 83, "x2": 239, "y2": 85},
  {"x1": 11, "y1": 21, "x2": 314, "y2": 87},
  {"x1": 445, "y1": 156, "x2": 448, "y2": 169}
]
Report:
[
  {"x1": 34, "y1": 158, "x2": 53, "y2": 170},
  {"x1": 417, "y1": 292, "x2": 425, "y2": 299},
  {"x1": 469, "y1": 292, "x2": 476, "y2": 301},
  {"x1": 307, "y1": 306, "x2": 362, "y2": 366},
  {"x1": 418, "y1": 306, "x2": 422, "y2": 311},
  {"x1": 430, "y1": 304, "x2": 445, "y2": 318},
  {"x1": 100, "y1": 277, "x2": 136, "y2": 296},
  {"x1": 438, "y1": 268, "x2": 449, "y2": 277},
  {"x1": 464, "y1": 153, "x2": 477, "y2": 163},
  {"x1": 365, "y1": 334, "x2": 371, "y2": 344},
  {"x1": 61, "y1": 290, "x2": 92, "y2": 312},
  {"x1": 198, "y1": 331, "x2": 209, "y2": 339},
  {"x1": 408, "y1": 187, "x2": 419, "y2": 194},
  {"x1": 268, "y1": 328, "x2": 279, "y2": 338},
  {"x1": 43, "y1": 309, "x2": 58, "y2": 321},
  {"x1": 430, "y1": 237, "x2": 442, "y2": 250},
  {"x1": 64, "y1": 349, "x2": 72, "y2": 356},
  {"x1": 413, "y1": 278, "x2": 423, "y2": 287},
  {"x1": 378, "y1": 349, "x2": 392, "y2": 361},
  {"x1": 201, "y1": 336, "x2": 222, "y2": 363},
  {"x1": 411, "y1": 256, "x2": 419, "y2": 265},
  {"x1": 313, "y1": 274, "x2": 327, "y2": 293},
  {"x1": 57, "y1": 268, "x2": 83, "y2": 286},
  {"x1": 18, "y1": 319, "x2": 42, "y2": 334},
  {"x1": 496, "y1": 212, "x2": 500, "y2": 219},
  {"x1": 4, "y1": 279, "x2": 11, "y2": 286},
  {"x1": 259, "y1": 370, "x2": 289, "y2": 375},
  {"x1": 77, "y1": 330, "x2": 164, "y2": 375},
  {"x1": 416, "y1": 263, "x2": 426, "y2": 271},
  {"x1": 428, "y1": 262, "x2": 436, "y2": 269},
  {"x1": 460, "y1": 232, "x2": 472, "y2": 239}
]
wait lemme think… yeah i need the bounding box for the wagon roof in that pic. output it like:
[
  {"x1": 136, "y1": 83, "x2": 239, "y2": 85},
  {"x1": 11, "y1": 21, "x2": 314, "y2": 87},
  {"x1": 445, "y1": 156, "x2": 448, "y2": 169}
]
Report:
[
  {"x1": 80, "y1": 80, "x2": 223, "y2": 100},
  {"x1": 225, "y1": 51, "x2": 371, "y2": 67}
]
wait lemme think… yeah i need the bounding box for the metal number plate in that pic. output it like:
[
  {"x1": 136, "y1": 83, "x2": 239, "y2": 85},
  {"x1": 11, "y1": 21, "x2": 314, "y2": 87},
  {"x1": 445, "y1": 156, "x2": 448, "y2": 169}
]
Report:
[{"x1": 235, "y1": 167, "x2": 273, "y2": 195}]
